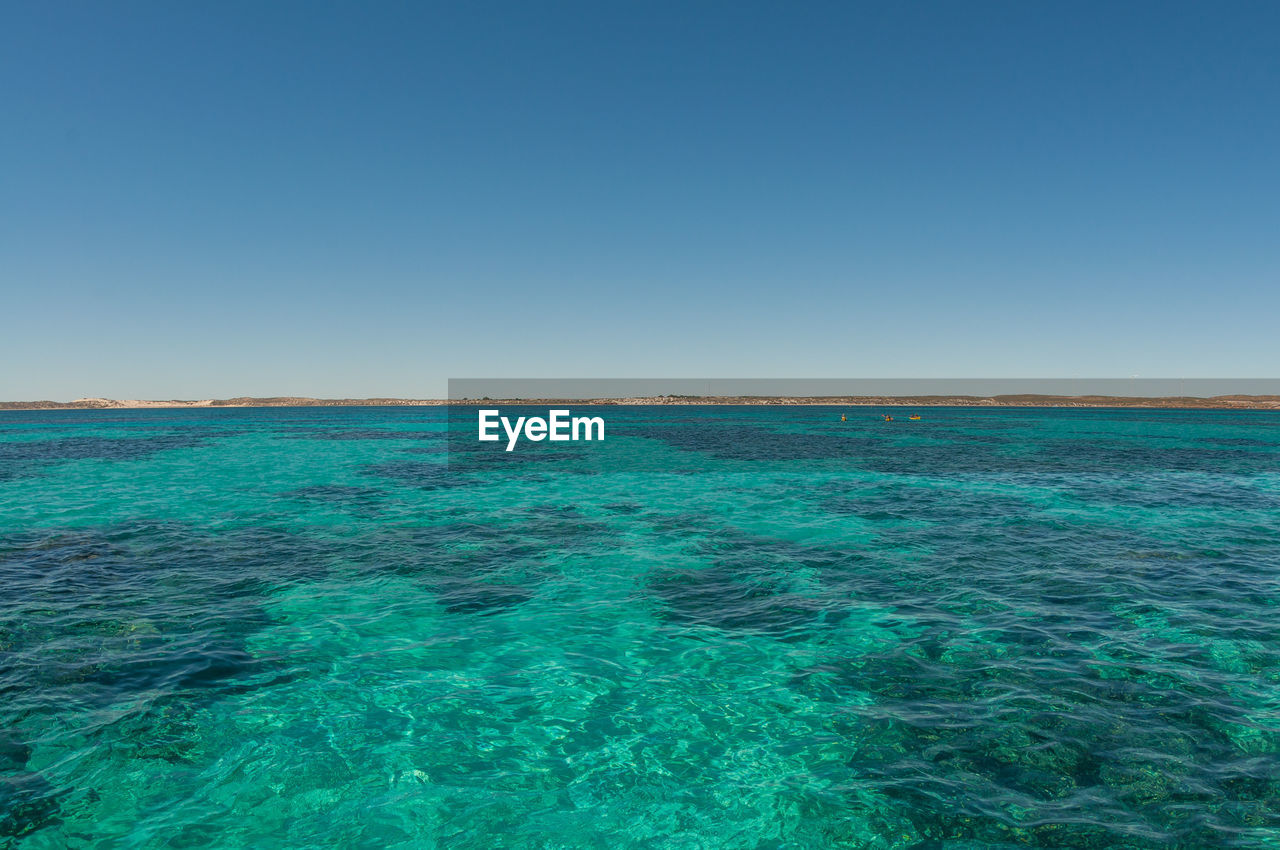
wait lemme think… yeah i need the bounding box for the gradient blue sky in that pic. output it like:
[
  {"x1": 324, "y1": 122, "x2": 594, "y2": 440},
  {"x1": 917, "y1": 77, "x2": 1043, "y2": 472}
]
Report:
[{"x1": 3, "y1": 1, "x2": 1278, "y2": 399}]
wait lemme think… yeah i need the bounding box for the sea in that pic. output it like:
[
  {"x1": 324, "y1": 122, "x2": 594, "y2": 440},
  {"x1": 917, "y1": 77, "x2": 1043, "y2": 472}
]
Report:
[{"x1": 1, "y1": 405, "x2": 1278, "y2": 848}]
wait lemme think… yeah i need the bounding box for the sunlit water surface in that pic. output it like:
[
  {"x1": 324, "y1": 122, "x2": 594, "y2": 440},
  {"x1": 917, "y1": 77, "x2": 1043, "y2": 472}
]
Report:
[{"x1": 2, "y1": 406, "x2": 1278, "y2": 848}]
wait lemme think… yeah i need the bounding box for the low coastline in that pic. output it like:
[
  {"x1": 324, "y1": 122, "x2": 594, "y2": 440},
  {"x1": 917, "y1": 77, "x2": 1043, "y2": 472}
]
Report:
[{"x1": 3, "y1": 395, "x2": 1280, "y2": 411}]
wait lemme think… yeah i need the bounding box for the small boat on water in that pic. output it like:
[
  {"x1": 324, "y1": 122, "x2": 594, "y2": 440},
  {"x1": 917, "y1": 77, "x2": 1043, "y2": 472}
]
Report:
[
  {"x1": 909, "y1": 414, "x2": 922, "y2": 420},
  {"x1": 883, "y1": 414, "x2": 893, "y2": 422}
]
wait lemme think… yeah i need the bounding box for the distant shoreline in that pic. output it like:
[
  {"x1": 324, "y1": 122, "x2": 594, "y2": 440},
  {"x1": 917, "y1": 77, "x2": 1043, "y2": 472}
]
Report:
[{"x1": 3, "y1": 395, "x2": 1280, "y2": 411}]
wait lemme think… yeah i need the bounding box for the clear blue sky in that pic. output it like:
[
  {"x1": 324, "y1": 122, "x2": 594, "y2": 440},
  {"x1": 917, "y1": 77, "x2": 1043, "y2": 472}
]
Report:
[{"x1": 3, "y1": 1, "x2": 1277, "y2": 399}]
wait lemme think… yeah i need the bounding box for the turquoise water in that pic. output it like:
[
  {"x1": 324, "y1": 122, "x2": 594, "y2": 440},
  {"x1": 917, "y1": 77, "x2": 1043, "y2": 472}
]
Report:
[{"x1": 2, "y1": 406, "x2": 1279, "y2": 848}]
